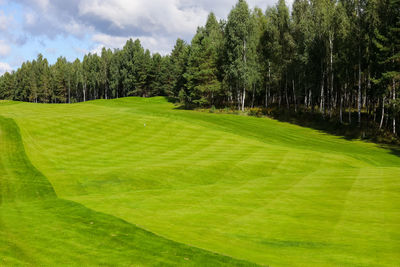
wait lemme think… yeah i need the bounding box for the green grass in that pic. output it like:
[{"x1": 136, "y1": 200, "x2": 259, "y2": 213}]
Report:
[
  {"x1": 0, "y1": 97, "x2": 399, "y2": 266},
  {"x1": 0, "y1": 112, "x2": 256, "y2": 266}
]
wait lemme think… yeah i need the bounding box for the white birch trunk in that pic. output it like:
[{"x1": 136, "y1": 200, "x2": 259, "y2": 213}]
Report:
[
  {"x1": 393, "y1": 78, "x2": 396, "y2": 135},
  {"x1": 380, "y1": 96, "x2": 385, "y2": 130}
]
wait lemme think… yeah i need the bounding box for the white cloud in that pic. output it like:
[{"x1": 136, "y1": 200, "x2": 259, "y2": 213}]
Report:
[
  {"x1": 0, "y1": 40, "x2": 11, "y2": 57},
  {"x1": 79, "y1": 0, "x2": 208, "y2": 37},
  {"x1": 0, "y1": 62, "x2": 12, "y2": 75},
  {"x1": 92, "y1": 33, "x2": 173, "y2": 55},
  {"x1": 9, "y1": 0, "x2": 295, "y2": 66},
  {"x1": 33, "y1": 0, "x2": 49, "y2": 10},
  {"x1": 17, "y1": 0, "x2": 294, "y2": 39},
  {"x1": 81, "y1": 0, "x2": 289, "y2": 56},
  {"x1": 92, "y1": 33, "x2": 127, "y2": 49},
  {"x1": 89, "y1": 44, "x2": 105, "y2": 55},
  {"x1": 64, "y1": 20, "x2": 92, "y2": 36}
]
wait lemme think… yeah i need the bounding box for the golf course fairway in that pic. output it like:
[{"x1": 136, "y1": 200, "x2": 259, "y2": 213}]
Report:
[{"x1": 0, "y1": 97, "x2": 399, "y2": 266}]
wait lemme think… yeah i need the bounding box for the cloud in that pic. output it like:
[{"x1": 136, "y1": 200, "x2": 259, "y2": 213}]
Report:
[
  {"x1": 0, "y1": 62, "x2": 12, "y2": 75},
  {"x1": 0, "y1": 11, "x2": 13, "y2": 32},
  {"x1": 79, "y1": 0, "x2": 208, "y2": 38},
  {"x1": 32, "y1": 0, "x2": 49, "y2": 10},
  {"x1": 92, "y1": 33, "x2": 127, "y2": 49},
  {"x1": 0, "y1": 40, "x2": 11, "y2": 57},
  {"x1": 17, "y1": 0, "x2": 89, "y2": 38},
  {"x1": 0, "y1": 10, "x2": 28, "y2": 46},
  {"x1": 92, "y1": 33, "x2": 173, "y2": 55},
  {"x1": 15, "y1": 0, "x2": 287, "y2": 40},
  {"x1": 73, "y1": 46, "x2": 89, "y2": 56},
  {"x1": 9, "y1": 0, "x2": 294, "y2": 64}
]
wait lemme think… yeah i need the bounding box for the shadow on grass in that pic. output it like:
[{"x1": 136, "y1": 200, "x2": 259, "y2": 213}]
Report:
[
  {"x1": 383, "y1": 146, "x2": 400, "y2": 158},
  {"x1": 165, "y1": 99, "x2": 400, "y2": 156},
  {"x1": 268, "y1": 108, "x2": 400, "y2": 147},
  {"x1": 165, "y1": 96, "x2": 179, "y2": 104},
  {"x1": 164, "y1": 97, "x2": 196, "y2": 110}
]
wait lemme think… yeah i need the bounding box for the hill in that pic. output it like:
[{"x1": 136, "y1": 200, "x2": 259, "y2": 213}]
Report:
[{"x1": 0, "y1": 97, "x2": 399, "y2": 266}]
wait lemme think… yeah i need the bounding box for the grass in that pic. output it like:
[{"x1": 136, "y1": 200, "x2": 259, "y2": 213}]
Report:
[
  {"x1": 0, "y1": 97, "x2": 399, "y2": 266},
  {"x1": 0, "y1": 112, "x2": 256, "y2": 266}
]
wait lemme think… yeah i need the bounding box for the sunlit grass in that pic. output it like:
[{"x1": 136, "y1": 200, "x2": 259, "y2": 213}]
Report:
[{"x1": 1, "y1": 97, "x2": 399, "y2": 266}]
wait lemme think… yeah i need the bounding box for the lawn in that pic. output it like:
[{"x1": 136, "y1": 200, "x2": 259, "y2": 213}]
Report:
[{"x1": 0, "y1": 97, "x2": 399, "y2": 266}]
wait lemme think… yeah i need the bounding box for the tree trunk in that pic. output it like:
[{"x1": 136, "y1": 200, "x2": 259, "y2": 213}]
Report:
[
  {"x1": 304, "y1": 87, "x2": 308, "y2": 108},
  {"x1": 380, "y1": 96, "x2": 385, "y2": 130},
  {"x1": 242, "y1": 86, "x2": 246, "y2": 111},
  {"x1": 251, "y1": 84, "x2": 255, "y2": 108},
  {"x1": 320, "y1": 68, "x2": 325, "y2": 114},
  {"x1": 83, "y1": 82, "x2": 86, "y2": 102},
  {"x1": 265, "y1": 84, "x2": 268, "y2": 108},
  {"x1": 329, "y1": 34, "x2": 334, "y2": 118},
  {"x1": 348, "y1": 91, "x2": 352, "y2": 124},
  {"x1": 358, "y1": 47, "x2": 362, "y2": 126},
  {"x1": 68, "y1": 78, "x2": 71, "y2": 104},
  {"x1": 230, "y1": 84, "x2": 233, "y2": 105},
  {"x1": 237, "y1": 86, "x2": 240, "y2": 111},
  {"x1": 105, "y1": 83, "x2": 108, "y2": 100},
  {"x1": 242, "y1": 38, "x2": 247, "y2": 112},
  {"x1": 341, "y1": 83, "x2": 346, "y2": 124},
  {"x1": 285, "y1": 75, "x2": 289, "y2": 110},
  {"x1": 340, "y1": 93, "x2": 343, "y2": 124},
  {"x1": 266, "y1": 61, "x2": 271, "y2": 108},
  {"x1": 292, "y1": 79, "x2": 297, "y2": 112},
  {"x1": 393, "y1": 78, "x2": 396, "y2": 135},
  {"x1": 278, "y1": 85, "x2": 281, "y2": 109}
]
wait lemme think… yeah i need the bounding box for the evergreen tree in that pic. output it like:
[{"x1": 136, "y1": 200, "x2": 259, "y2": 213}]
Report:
[
  {"x1": 0, "y1": 0, "x2": 398, "y2": 138},
  {"x1": 170, "y1": 39, "x2": 189, "y2": 98},
  {"x1": 185, "y1": 13, "x2": 223, "y2": 106}
]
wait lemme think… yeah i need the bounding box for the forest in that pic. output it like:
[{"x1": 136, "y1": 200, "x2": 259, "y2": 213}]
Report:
[{"x1": 0, "y1": 0, "x2": 399, "y2": 135}]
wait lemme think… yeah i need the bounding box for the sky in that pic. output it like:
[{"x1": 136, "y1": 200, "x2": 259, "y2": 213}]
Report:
[{"x1": 0, "y1": 0, "x2": 293, "y2": 75}]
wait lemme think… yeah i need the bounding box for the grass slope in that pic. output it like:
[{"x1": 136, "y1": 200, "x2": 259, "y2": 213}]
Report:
[
  {"x1": 0, "y1": 97, "x2": 399, "y2": 266},
  {"x1": 0, "y1": 114, "x2": 256, "y2": 266}
]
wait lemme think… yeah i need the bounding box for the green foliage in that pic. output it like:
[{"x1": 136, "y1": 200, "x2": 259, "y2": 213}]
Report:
[
  {"x1": 0, "y1": 0, "x2": 398, "y2": 134},
  {"x1": 169, "y1": 39, "x2": 189, "y2": 98},
  {"x1": 209, "y1": 105, "x2": 216, "y2": 113},
  {"x1": 184, "y1": 13, "x2": 223, "y2": 107},
  {"x1": 248, "y1": 107, "x2": 265, "y2": 117}
]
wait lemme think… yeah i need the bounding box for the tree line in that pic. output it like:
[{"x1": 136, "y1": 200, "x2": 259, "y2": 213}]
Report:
[{"x1": 0, "y1": 0, "x2": 399, "y2": 135}]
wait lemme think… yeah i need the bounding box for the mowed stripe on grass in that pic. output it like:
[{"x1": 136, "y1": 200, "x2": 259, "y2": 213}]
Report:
[
  {"x1": 0, "y1": 113, "x2": 258, "y2": 266},
  {"x1": 0, "y1": 97, "x2": 399, "y2": 266}
]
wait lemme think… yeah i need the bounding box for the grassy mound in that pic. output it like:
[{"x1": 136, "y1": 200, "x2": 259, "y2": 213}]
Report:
[
  {"x1": 0, "y1": 97, "x2": 399, "y2": 266},
  {"x1": 0, "y1": 114, "x2": 255, "y2": 266}
]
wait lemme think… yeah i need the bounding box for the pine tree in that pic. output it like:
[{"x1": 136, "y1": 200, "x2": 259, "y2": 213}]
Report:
[
  {"x1": 185, "y1": 13, "x2": 223, "y2": 106},
  {"x1": 170, "y1": 39, "x2": 189, "y2": 98}
]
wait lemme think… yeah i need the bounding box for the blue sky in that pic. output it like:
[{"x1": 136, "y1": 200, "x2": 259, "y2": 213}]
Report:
[{"x1": 0, "y1": 0, "x2": 292, "y2": 75}]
